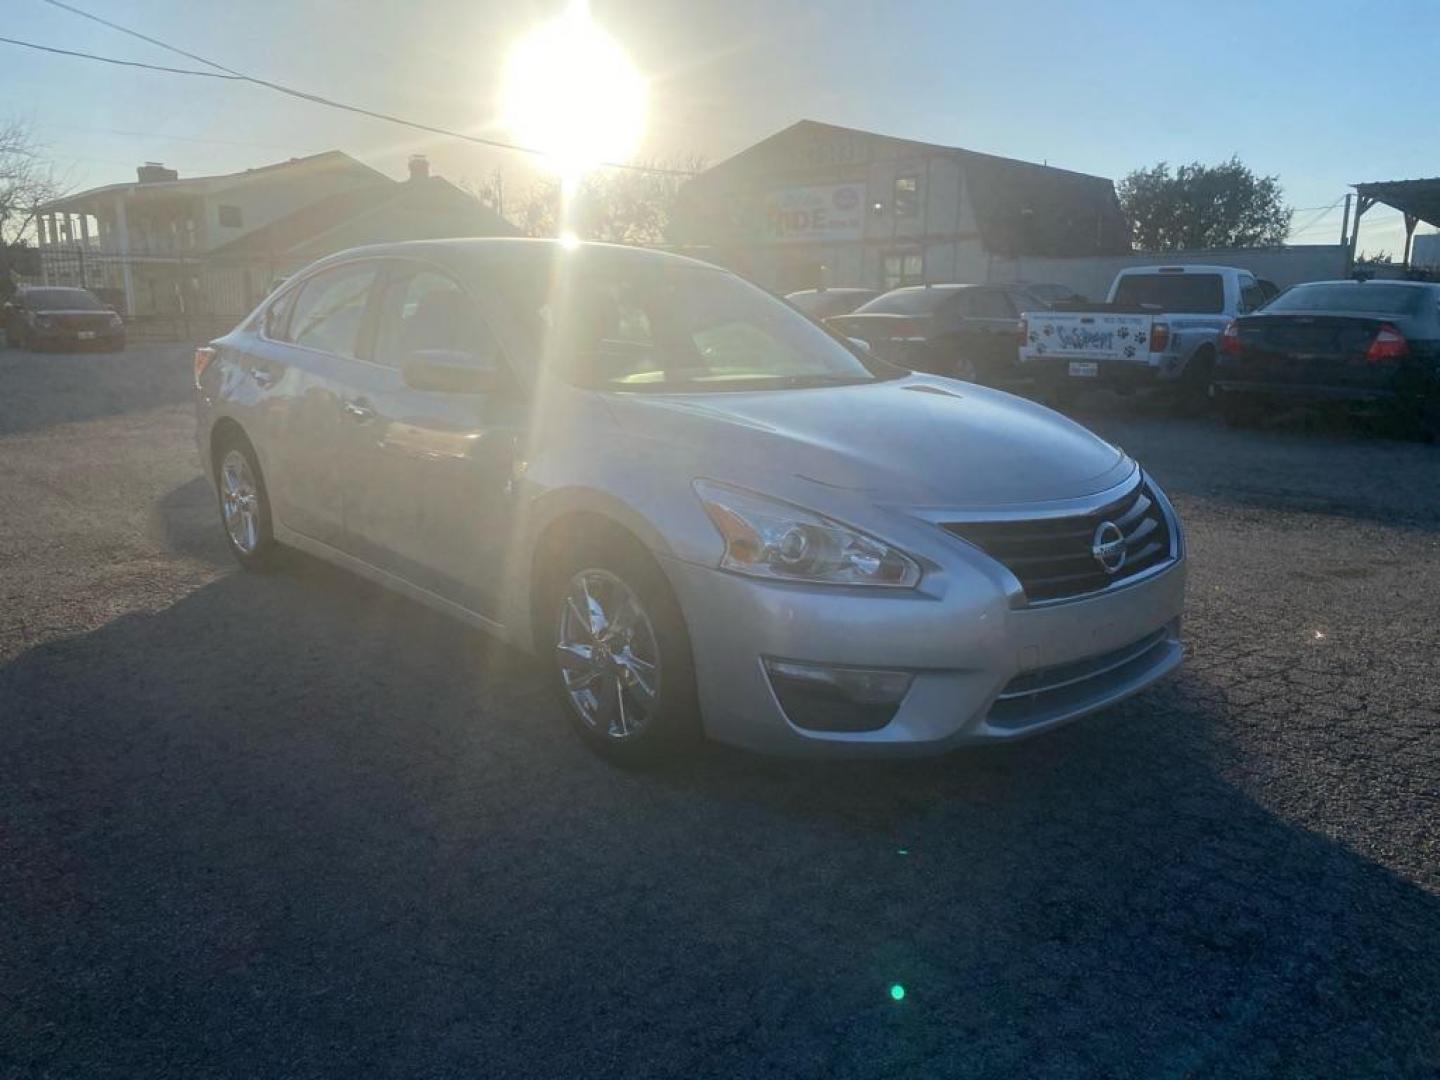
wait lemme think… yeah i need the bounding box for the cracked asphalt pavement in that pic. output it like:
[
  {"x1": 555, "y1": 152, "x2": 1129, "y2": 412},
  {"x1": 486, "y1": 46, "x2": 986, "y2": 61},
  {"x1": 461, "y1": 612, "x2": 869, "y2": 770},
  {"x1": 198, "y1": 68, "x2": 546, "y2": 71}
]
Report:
[{"x1": 1, "y1": 345, "x2": 1437, "y2": 1078}]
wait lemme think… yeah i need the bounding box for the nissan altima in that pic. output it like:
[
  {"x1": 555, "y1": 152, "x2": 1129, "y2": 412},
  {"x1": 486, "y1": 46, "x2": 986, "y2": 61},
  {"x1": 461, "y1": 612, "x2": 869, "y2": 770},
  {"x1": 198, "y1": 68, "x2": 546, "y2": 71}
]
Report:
[{"x1": 194, "y1": 239, "x2": 1185, "y2": 761}]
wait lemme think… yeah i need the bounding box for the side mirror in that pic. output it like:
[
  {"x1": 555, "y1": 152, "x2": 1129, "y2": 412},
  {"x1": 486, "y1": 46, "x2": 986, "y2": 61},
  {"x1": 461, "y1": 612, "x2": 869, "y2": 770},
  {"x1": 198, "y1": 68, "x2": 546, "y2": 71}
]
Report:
[
  {"x1": 402, "y1": 348, "x2": 507, "y2": 394},
  {"x1": 847, "y1": 336, "x2": 873, "y2": 354}
]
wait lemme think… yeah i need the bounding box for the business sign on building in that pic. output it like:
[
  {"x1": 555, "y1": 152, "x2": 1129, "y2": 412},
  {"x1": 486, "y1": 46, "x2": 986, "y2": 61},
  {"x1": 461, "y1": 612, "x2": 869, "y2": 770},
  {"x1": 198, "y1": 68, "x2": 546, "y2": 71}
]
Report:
[{"x1": 763, "y1": 183, "x2": 866, "y2": 243}]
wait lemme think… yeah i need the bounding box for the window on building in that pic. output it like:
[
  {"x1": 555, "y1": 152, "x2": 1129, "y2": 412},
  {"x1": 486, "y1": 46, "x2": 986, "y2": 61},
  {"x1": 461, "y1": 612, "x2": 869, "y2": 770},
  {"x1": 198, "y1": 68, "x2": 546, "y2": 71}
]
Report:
[
  {"x1": 882, "y1": 252, "x2": 924, "y2": 290},
  {"x1": 218, "y1": 205, "x2": 243, "y2": 228},
  {"x1": 893, "y1": 175, "x2": 920, "y2": 218}
]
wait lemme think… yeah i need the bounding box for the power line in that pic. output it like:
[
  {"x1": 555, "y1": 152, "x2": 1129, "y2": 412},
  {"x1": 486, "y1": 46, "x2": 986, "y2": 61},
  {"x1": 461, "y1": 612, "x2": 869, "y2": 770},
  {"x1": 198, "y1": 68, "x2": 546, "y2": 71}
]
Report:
[
  {"x1": 0, "y1": 34, "x2": 241, "y2": 78},
  {"x1": 30, "y1": 0, "x2": 697, "y2": 177}
]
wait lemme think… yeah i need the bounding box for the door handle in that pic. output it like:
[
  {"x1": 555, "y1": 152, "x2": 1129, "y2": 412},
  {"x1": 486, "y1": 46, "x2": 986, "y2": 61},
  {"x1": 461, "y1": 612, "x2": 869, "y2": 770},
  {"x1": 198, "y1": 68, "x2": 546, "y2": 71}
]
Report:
[
  {"x1": 248, "y1": 366, "x2": 276, "y2": 388},
  {"x1": 342, "y1": 398, "x2": 376, "y2": 422}
]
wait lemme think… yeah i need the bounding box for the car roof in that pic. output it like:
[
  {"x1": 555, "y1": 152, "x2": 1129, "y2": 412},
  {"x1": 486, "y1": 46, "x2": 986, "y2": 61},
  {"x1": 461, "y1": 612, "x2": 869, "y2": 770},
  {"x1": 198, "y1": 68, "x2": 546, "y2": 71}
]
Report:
[
  {"x1": 1292, "y1": 278, "x2": 1436, "y2": 289},
  {"x1": 1114, "y1": 264, "x2": 1240, "y2": 275},
  {"x1": 786, "y1": 287, "x2": 875, "y2": 297},
  {"x1": 302, "y1": 237, "x2": 725, "y2": 277}
]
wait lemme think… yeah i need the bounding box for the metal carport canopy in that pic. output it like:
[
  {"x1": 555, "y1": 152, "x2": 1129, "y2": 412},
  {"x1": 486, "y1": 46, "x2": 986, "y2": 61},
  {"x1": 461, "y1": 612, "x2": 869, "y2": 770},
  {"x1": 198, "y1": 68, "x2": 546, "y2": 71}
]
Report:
[{"x1": 1350, "y1": 177, "x2": 1440, "y2": 265}]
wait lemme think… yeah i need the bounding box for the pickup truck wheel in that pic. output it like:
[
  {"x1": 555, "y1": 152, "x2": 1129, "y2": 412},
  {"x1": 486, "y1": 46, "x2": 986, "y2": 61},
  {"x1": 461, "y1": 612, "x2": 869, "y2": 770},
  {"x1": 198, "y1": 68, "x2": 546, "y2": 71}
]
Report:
[{"x1": 1171, "y1": 348, "x2": 1216, "y2": 416}]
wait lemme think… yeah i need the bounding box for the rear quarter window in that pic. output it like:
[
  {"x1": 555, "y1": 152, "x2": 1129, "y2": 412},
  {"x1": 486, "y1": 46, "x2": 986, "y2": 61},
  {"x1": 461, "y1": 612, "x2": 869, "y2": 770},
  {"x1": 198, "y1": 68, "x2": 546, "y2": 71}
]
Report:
[{"x1": 853, "y1": 288, "x2": 959, "y2": 316}]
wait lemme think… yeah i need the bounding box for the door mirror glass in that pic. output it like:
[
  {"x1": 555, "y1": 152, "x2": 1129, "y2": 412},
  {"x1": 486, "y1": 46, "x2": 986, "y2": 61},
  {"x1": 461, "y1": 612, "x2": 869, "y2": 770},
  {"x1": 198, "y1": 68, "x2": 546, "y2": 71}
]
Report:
[
  {"x1": 402, "y1": 348, "x2": 505, "y2": 394},
  {"x1": 846, "y1": 336, "x2": 872, "y2": 354}
]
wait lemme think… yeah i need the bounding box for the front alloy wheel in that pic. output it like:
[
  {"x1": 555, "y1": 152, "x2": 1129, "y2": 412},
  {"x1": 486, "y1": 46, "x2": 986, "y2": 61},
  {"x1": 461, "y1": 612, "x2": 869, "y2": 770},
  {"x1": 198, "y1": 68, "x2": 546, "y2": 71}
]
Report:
[{"x1": 555, "y1": 569, "x2": 662, "y2": 741}]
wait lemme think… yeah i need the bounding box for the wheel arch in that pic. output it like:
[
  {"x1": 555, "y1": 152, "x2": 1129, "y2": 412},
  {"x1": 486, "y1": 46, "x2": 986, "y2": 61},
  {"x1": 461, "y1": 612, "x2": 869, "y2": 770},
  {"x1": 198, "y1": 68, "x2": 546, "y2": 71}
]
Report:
[{"x1": 526, "y1": 504, "x2": 679, "y2": 656}]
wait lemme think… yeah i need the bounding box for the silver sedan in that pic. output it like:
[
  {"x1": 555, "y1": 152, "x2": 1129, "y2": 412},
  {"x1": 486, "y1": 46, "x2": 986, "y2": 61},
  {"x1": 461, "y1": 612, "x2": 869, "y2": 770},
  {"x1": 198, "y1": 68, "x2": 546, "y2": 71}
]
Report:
[{"x1": 194, "y1": 239, "x2": 1185, "y2": 761}]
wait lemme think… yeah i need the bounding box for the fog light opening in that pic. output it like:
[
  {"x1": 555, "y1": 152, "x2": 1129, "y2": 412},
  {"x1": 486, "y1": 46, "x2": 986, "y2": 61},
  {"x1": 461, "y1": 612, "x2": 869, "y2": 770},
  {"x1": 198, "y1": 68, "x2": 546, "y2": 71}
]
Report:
[{"x1": 763, "y1": 659, "x2": 913, "y2": 733}]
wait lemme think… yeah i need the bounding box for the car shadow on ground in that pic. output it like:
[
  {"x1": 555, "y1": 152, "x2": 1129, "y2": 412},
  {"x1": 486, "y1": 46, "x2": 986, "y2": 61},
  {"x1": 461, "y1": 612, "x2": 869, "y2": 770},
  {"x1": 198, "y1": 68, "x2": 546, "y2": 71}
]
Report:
[
  {"x1": 0, "y1": 347, "x2": 193, "y2": 438},
  {"x1": 3, "y1": 495, "x2": 1438, "y2": 1076}
]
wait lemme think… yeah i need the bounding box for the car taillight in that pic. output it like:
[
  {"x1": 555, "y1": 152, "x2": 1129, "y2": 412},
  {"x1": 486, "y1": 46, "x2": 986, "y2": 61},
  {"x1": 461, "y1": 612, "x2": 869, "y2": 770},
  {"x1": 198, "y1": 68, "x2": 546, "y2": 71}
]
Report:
[
  {"x1": 1017, "y1": 317, "x2": 1028, "y2": 347},
  {"x1": 193, "y1": 346, "x2": 217, "y2": 388},
  {"x1": 1365, "y1": 324, "x2": 1408, "y2": 363},
  {"x1": 886, "y1": 318, "x2": 922, "y2": 341},
  {"x1": 1219, "y1": 320, "x2": 1242, "y2": 356},
  {"x1": 1149, "y1": 322, "x2": 1170, "y2": 353}
]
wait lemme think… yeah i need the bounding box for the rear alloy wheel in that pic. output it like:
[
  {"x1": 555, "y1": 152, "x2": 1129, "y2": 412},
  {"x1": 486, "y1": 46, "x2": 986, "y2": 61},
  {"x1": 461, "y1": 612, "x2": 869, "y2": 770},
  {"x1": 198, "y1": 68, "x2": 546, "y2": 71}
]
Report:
[
  {"x1": 546, "y1": 539, "x2": 698, "y2": 763},
  {"x1": 214, "y1": 437, "x2": 281, "y2": 571}
]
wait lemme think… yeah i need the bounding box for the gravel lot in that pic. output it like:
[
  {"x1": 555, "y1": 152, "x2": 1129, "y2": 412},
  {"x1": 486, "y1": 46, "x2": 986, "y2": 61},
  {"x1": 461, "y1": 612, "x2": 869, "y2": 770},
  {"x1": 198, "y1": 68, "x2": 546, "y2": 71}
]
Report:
[{"x1": 1, "y1": 345, "x2": 1437, "y2": 1078}]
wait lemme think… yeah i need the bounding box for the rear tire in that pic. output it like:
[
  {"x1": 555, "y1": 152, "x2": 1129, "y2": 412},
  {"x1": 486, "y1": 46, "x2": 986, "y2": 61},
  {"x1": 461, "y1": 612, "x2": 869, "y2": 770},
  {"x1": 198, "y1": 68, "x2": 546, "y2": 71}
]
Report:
[
  {"x1": 541, "y1": 533, "x2": 700, "y2": 765},
  {"x1": 212, "y1": 431, "x2": 281, "y2": 571}
]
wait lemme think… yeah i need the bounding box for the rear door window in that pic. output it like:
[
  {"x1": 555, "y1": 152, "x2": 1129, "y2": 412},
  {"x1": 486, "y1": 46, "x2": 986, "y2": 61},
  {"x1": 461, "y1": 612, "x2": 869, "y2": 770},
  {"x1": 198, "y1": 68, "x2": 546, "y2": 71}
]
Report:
[
  {"x1": 1112, "y1": 273, "x2": 1225, "y2": 314},
  {"x1": 372, "y1": 266, "x2": 498, "y2": 368},
  {"x1": 286, "y1": 264, "x2": 378, "y2": 358},
  {"x1": 970, "y1": 289, "x2": 1017, "y2": 318}
]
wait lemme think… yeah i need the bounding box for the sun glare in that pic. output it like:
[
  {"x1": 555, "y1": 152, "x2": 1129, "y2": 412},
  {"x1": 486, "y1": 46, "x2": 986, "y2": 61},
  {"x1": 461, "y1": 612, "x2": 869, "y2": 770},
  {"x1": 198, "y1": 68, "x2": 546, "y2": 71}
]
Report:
[{"x1": 501, "y1": 1, "x2": 646, "y2": 180}]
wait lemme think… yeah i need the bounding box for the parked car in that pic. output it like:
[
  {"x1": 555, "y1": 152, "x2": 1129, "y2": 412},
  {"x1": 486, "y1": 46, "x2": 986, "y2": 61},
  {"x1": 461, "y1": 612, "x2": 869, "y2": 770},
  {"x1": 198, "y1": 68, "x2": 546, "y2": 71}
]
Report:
[
  {"x1": 1211, "y1": 279, "x2": 1440, "y2": 433},
  {"x1": 2, "y1": 286, "x2": 126, "y2": 352},
  {"x1": 827, "y1": 283, "x2": 1040, "y2": 385},
  {"x1": 1017, "y1": 265, "x2": 1275, "y2": 405},
  {"x1": 195, "y1": 238, "x2": 1185, "y2": 762},
  {"x1": 784, "y1": 287, "x2": 879, "y2": 320}
]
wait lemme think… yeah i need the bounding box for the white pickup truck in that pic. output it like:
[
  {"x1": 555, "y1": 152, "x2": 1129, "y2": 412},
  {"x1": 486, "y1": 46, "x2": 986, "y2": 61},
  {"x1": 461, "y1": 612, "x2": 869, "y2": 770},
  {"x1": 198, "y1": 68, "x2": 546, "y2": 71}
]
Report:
[{"x1": 1017, "y1": 265, "x2": 1277, "y2": 401}]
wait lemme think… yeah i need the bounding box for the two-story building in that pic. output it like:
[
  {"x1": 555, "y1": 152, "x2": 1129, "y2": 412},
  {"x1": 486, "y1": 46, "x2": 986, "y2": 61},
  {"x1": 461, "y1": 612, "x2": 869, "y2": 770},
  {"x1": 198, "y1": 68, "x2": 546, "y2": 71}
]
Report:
[
  {"x1": 33, "y1": 150, "x2": 516, "y2": 334},
  {"x1": 672, "y1": 120, "x2": 1130, "y2": 294}
]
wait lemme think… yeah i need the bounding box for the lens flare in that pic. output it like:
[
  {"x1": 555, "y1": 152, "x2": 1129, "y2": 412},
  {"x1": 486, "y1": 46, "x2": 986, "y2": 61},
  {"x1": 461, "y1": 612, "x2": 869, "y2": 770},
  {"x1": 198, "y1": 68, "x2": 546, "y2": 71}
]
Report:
[{"x1": 501, "y1": 1, "x2": 646, "y2": 181}]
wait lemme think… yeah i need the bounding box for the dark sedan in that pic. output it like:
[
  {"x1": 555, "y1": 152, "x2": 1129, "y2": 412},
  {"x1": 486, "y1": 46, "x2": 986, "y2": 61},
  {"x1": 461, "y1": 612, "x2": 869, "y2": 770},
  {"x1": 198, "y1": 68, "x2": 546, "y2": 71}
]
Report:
[
  {"x1": 3, "y1": 286, "x2": 126, "y2": 352},
  {"x1": 784, "y1": 287, "x2": 879, "y2": 320},
  {"x1": 827, "y1": 283, "x2": 1044, "y2": 385},
  {"x1": 1212, "y1": 279, "x2": 1440, "y2": 433}
]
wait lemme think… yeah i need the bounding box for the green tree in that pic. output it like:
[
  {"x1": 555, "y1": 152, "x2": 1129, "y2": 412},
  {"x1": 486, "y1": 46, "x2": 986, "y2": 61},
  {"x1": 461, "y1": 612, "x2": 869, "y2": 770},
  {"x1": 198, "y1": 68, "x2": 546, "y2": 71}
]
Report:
[{"x1": 1117, "y1": 157, "x2": 1292, "y2": 251}]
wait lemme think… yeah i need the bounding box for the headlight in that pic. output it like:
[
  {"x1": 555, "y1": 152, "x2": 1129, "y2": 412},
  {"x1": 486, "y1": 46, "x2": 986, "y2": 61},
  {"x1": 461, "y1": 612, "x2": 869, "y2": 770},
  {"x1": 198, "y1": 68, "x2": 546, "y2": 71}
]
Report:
[{"x1": 693, "y1": 479, "x2": 920, "y2": 588}]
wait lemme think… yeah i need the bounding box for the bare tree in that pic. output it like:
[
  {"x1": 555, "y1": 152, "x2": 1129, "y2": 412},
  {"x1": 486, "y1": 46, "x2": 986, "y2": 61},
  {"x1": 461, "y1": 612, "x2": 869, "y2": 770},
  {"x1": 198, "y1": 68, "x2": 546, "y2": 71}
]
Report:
[
  {"x1": 510, "y1": 155, "x2": 707, "y2": 244},
  {"x1": 0, "y1": 116, "x2": 66, "y2": 249}
]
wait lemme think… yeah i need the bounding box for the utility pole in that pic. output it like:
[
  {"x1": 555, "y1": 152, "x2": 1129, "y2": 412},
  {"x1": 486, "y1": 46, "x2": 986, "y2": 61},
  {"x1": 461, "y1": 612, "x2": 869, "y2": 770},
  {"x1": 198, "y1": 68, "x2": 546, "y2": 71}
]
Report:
[{"x1": 1338, "y1": 193, "x2": 1351, "y2": 248}]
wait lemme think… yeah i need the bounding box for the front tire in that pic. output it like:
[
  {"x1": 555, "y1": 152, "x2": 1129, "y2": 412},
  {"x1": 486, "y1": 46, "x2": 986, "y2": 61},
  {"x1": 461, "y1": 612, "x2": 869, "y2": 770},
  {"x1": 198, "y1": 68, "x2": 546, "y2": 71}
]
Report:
[
  {"x1": 543, "y1": 535, "x2": 699, "y2": 764},
  {"x1": 213, "y1": 433, "x2": 281, "y2": 571}
]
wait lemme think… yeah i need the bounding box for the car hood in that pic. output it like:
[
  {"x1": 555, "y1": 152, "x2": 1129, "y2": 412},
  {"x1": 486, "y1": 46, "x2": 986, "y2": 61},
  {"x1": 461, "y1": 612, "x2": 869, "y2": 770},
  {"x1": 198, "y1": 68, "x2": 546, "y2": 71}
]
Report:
[{"x1": 602, "y1": 375, "x2": 1132, "y2": 507}]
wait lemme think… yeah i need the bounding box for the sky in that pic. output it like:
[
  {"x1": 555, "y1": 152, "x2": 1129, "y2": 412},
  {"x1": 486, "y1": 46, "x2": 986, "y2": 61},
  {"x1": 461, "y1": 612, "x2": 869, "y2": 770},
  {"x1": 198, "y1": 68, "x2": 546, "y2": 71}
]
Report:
[{"x1": 6, "y1": 0, "x2": 1438, "y2": 254}]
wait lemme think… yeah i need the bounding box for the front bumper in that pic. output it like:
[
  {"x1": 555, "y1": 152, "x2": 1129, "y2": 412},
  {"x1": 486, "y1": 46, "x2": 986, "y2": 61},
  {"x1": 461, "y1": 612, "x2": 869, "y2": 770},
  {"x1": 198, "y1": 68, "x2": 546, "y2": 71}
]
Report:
[
  {"x1": 28, "y1": 326, "x2": 125, "y2": 350},
  {"x1": 660, "y1": 544, "x2": 1186, "y2": 758}
]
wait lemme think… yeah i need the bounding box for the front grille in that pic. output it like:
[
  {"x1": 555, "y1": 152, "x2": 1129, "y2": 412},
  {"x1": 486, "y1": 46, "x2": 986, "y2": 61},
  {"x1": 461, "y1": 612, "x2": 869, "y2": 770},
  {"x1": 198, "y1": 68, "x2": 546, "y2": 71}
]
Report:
[{"x1": 944, "y1": 479, "x2": 1173, "y2": 603}]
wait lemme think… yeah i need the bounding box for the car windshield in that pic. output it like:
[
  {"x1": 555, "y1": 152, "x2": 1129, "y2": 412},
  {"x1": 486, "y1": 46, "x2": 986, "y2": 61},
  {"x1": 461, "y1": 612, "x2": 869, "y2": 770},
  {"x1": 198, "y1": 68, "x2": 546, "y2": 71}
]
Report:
[
  {"x1": 852, "y1": 287, "x2": 960, "y2": 316},
  {"x1": 23, "y1": 288, "x2": 104, "y2": 311},
  {"x1": 1111, "y1": 273, "x2": 1224, "y2": 313},
  {"x1": 500, "y1": 260, "x2": 894, "y2": 392},
  {"x1": 1265, "y1": 283, "x2": 1424, "y2": 316}
]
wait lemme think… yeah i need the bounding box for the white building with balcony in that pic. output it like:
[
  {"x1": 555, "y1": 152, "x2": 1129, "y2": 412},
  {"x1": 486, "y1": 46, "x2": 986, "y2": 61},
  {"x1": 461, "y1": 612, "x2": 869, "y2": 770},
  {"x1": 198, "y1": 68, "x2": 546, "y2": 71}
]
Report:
[{"x1": 34, "y1": 151, "x2": 389, "y2": 318}]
